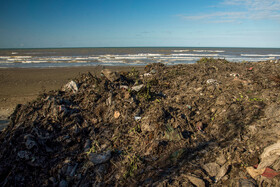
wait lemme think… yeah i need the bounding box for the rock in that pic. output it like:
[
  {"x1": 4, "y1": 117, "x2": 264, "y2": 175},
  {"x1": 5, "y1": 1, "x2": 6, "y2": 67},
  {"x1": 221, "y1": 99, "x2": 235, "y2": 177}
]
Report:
[
  {"x1": 203, "y1": 162, "x2": 220, "y2": 177},
  {"x1": 59, "y1": 180, "x2": 68, "y2": 187},
  {"x1": 131, "y1": 84, "x2": 144, "y2": 92},
  {"x1": 215, "y1": 164, "x2": 229, "y2": 182},
  {"x1": 216, "y1": 95, "x2": 227, "y2": 105},
  {"x1": 114, "y1": 111, "x2": 120, "y2": 119},
  {"x1": 24, "y1": 134, "x2": 37, "y2": 150},
  {"x1": 186, "y1": 175, "x2": 205, "y2": 187},
  {"x1": 238, "y1": 179, "x2": 257, "y2": 187},
  {"x1": 62, "y1": 81, "x2": 78, "y2": 93},
  {"x1": 216, "y1": 154, "x2": 227, "y2": 165},
  {"x1": 88, "y1": 150, "x2": 112, "y2": 165},
  {"x1": 17, "y1": 151, "x2": 31, "y2": 160},
  {"x1": 101, "y1": 69, "x2": 120, "y2": 82}
]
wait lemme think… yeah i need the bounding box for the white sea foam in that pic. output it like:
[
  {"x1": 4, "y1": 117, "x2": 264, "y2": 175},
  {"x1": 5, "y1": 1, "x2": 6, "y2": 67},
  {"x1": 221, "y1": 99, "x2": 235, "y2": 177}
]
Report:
[
  {"x1": 193, "y1": 50, "x2": 225, "y2": 53},
  {"x1": 75, "y1": 57, "x2": 90, "y2": 60},
  {"x1": 241, "y1": 54, "x2": 280, "y2": 57},
  {"x1": 159, "y1": 56, "x2": 197, "y2": 60},
  {"x1": 170, "y1": 53, "x2": 219, "y2": 57},
  {"x1": 13, "y1": 56, "x2": 32, "y2": 58},
  {"x1": 22, "y1": 60, "x2": 47, "y2": 63},
  {"x1": 173, "y1": 50, "x2": 190, "y2": 52},
  {"x1": 88, "y1": 56, "x2": 100, "y2": 59}
]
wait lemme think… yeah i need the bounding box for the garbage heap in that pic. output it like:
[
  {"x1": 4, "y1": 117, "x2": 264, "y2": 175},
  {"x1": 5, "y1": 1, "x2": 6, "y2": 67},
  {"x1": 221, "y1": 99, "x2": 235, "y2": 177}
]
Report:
[{"x1": 0, "y1": 59, "x2": 280, "y2": 186}]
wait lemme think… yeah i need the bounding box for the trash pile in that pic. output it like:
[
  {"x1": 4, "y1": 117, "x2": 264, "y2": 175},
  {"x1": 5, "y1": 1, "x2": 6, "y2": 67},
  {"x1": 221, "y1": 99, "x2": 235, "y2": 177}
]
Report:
[{"x1": 1, "y1": 58, "x2": 280, "y2": 186}]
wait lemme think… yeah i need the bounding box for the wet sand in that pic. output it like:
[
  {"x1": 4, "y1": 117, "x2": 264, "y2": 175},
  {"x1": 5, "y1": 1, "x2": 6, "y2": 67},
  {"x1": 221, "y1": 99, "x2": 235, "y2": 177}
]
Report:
[{"x1": 0, "y1": 66, "x2": 144, "y2": 120}]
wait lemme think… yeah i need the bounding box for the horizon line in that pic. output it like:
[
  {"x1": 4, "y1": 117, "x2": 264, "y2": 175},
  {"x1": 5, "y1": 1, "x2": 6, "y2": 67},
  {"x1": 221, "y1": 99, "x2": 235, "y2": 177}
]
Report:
[{"x1": 1, "y1": 46, "x2": 280, "y2": 50}]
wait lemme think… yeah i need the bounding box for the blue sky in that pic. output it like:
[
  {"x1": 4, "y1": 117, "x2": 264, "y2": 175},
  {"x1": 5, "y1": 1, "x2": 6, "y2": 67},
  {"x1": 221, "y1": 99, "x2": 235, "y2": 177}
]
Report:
[{"x1": 0, "y1": 0, "x2": 280, "y2": 48}]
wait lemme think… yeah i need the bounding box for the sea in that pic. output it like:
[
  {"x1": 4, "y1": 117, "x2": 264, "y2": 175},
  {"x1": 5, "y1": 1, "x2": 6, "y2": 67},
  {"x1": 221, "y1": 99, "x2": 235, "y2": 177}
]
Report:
[{"x1": 0, "y1": 47, "x2": 280, "y2": 68}]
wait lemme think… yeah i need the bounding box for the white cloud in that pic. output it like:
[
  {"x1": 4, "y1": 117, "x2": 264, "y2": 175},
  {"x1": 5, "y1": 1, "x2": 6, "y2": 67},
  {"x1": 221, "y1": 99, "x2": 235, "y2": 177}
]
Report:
[{"x1": 179, "y1": 0, "x2": 280, "y2": 23}]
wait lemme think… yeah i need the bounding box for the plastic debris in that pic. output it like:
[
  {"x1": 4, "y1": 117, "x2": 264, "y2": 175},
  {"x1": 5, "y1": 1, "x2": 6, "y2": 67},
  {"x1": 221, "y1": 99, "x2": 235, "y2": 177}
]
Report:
[
  {"x1": 131, "y1": 84, "x2": 144, "y2": 92},
  {"x1": 62, "y1": 80, "x2": 78, "y2": 93},
  {"x1": 114, "y1": 111, "x2": 121, "y2": 119},
  {"x1": 258, "y1": 140, "x2": 280, "y2": 171},
  {"x1": 260, "y1": 166, "x2": 280, "y2": 179},
  {"x1": 230, "y1": 73, "x2": 240, "y2": 77},
  {"x1": 246, "y1": 167, "x2": 265, "y2": 179},
  {"x1": 206, "y1": 79, "x2": 219, "y2": 85},
  {"x1": 143, "y1": 73, "x2": 152, "y2": 77},
  {"x1": 134, "y1": 116, "x2": 141, "y2": 121},
  {"x1": 120, "y1": 85, "x2": 129, "y2": 90}
]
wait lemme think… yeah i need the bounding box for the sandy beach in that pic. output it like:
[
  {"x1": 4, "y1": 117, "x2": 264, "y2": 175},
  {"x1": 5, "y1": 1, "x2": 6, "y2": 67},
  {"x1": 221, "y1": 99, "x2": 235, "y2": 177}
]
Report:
[{"x1": 0, "y1": 66, "x2": 144, "y2": 119}]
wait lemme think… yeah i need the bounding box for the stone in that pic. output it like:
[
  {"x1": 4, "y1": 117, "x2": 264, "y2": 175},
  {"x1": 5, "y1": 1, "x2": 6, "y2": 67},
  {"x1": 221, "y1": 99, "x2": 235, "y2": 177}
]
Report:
[
  {"x1": 238, "y1": 179, "x2": 257, "y2": 187},
  {"x1": 59, "y1": 180, "x2": 68, "y2": 187},
  {"x1": 17, "y1": 151, "x2": 31, "y2": 160},
  {"x1": 216, "y1": 95, "x2": 227, "y2": 105},
  {"x1": 203, "y1": 162, "x2": 220, "y2": 177},
  {"x1": 216, "y1": 154, "x2": 227, "y2": 165},
  {"x1": 88, "y1": 150, "x2": 112, "y2": 165},
  {"x1": 24, "y1": 134, "x2": 37, "y2": 150},
  {"x1": 186, "y1": 175, "x2": 205, "y2": 187},
  {"x1": 216, "y1": 164, "x2": 229, "y2": 182}
]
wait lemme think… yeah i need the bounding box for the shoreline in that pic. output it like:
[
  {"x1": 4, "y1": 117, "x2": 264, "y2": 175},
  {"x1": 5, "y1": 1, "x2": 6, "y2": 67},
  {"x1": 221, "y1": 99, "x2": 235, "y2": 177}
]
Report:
[{"x1": 0, "y1": 65, "x2": 144, "y2": 119}]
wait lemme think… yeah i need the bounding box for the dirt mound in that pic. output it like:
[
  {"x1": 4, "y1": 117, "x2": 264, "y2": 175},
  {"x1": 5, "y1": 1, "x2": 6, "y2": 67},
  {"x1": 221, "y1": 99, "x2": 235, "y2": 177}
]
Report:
[{"x1": 1, "y1": 59, "x2": 280, "y2": 186}]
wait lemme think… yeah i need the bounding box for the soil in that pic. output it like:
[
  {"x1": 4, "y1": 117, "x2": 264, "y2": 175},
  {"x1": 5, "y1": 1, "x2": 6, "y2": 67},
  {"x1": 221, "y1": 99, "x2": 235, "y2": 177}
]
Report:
[{"x1": 0, "y1": 59, "x2": 280, "y2": 186}]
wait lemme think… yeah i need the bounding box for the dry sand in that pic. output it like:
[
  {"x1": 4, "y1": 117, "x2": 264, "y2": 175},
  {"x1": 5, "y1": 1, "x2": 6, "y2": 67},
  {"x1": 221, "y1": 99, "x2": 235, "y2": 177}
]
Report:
[{"x1": 0, "y1": 66, "x2": 144, "y2": 119}]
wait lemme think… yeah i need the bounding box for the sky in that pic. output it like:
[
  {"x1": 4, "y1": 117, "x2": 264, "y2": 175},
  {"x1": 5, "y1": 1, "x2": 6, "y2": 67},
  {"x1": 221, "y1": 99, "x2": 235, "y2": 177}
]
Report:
[{"x1": 0, "y1": 0, "x2": 280, "y2": 48}]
